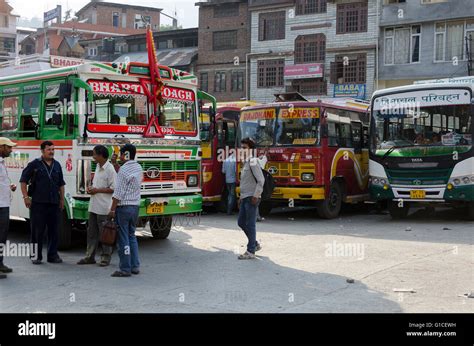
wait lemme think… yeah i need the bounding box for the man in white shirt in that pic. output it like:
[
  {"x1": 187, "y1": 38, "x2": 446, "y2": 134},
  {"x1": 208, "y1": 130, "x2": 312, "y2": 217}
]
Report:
[
  {"x1": 77, "y1": 145, "x2": 117, "y2": 267},
  {"x1": 0, "y1": 137, "x2": 17, "y2": 278}
]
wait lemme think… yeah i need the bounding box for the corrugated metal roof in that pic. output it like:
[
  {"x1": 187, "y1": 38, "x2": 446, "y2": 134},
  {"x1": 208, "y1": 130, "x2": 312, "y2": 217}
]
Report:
[{"x1": 114, "y1": 48, "x2": 198, "y2": 68}]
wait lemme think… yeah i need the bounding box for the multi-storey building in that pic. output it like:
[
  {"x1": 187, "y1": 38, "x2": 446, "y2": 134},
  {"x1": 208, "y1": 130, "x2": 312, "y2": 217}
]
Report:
[
  {"x1": 248, "y1": 0, "x2": 379, "y2": 103},
  {"x1": 76, "y1": 1, "x2": 162, "y2": 30},
  {"x1": 195, "y1": 0, "x2": 250, "y2": 102},
  {"x1": 378, "y1": 0, "x2": 474, "y2": 88},
  {"x1": 0, "y1": 0, "x2": 19, "y2": 62}
]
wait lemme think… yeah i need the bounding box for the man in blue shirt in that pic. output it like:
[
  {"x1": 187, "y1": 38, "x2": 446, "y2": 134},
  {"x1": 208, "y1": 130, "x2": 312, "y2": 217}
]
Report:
[
  {"x1": 20, "y1": 141, "x2": 66, "y2": 265},
  {"x1": 222, "y1": 153, "x2": 236, "y2": 215}
]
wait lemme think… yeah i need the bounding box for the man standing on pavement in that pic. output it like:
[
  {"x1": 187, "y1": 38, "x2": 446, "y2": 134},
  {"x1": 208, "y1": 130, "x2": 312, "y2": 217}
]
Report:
[
  {"x1": 0, "y1": 137, "x2": 17, "y2": 278},
  {"x1": 20, "y1": 141, "x2": 65, "y2": 265},
  {"x1": 108, "y1": 144, "x2": 143, "y2": 277},
  {"x1": 237, "y1": 138, "x2": 265, "y2": 260},
  {"x1": 222, "y1": 152, "x2": 237, "y2": 215},
  {"x1": 77, "y1": 145, "x2": 117, "y2": 267}
]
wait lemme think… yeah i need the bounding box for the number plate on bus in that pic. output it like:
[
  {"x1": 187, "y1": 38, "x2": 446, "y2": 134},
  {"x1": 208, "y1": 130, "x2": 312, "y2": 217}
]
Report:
[
  {"x1": 410, "y1": 190, "x2": 426, "y2": 199},
  {"x1": 147, "y1": 203, "x2": 164, "y2": 215}
]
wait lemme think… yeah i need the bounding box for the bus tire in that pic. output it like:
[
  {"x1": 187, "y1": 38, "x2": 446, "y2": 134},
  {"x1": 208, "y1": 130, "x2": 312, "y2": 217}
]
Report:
[
  {"x1": 467, "y1": 202, "x2": 474, "y2": 221},
  {"x1": 258, "y1": 201, "x2": 273, "y2": 217},
  {"x1": 317, "y1": 182, "x2": 343, "y2": 219},
  {"x1": 388, "y1": 201, "x2": 410, "y2": 219},
  {"x1": 150, "y1": 216, "x2": 172, "y2": 240},
  {"x1": 58, "y1": 210, "x2": 72, "y2": 250}
]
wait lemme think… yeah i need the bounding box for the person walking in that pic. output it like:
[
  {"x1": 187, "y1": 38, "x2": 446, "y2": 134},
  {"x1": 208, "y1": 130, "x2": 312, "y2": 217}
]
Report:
[
  {"x1": 237, "y1": 138, "x2": 264, "y2": 260},
  {"x1": 222, "y1": 152, "x2": 237, "y2": 215},
  {"x1": 0, "y1": 137, "x2": 17, "y2": 278},
  {"x1": 20, "y1": 141, "x2": 65, "y2": 265},
  {"x1": 108, "y1": 144, "x2": 143, "y2": 277},
  {"x1": 77, "y1": 145, "x2": 117, "y2": 267}
]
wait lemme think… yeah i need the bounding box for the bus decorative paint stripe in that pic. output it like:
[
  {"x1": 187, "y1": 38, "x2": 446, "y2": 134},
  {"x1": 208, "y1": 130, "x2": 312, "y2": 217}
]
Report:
[
  {"x1": 12, "y1": 140, "x2": 74, "y2": 147},
  {"x1": 240, "y1": 109, "x2": 276, "y2": 121},
  {"x1": 331, "y1": 148, "x2": 369, "y2": 190},
  {"x1": 86, "y1": 123, "x2": 196, "y2": 136},
  {"x1": 280, "y1": 108, "x2": 320, "y2": 119}
]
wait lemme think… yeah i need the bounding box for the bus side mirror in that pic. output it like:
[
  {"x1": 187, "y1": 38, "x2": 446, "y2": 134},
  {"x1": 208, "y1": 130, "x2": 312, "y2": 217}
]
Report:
[
  {"x1": 209, "y1": 106, "x2": 216, "y2": 124},
  {"x1": 59, "y1": 83, "x2": 73, "y2": 103}
]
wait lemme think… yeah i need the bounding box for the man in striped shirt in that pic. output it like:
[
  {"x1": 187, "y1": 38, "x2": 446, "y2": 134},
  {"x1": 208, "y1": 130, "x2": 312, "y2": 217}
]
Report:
[{"x1": 109, "y1": 144, "x2": 143, "y2": 277}]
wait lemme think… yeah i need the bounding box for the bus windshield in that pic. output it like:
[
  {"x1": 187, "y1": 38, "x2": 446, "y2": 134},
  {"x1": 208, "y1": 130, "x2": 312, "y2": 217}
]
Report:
[
  {"x1": 88, "y1": 80, "x2": 197, "y2": 134},
  {"x1": 239, "y1": 108, "x2": 276, "y2": 147},
  {"x1": 371, "y1": 103, "x2": 472, "y2": 156},
  {"x1": 276, "y1": 107, "x2": 320, "y2": 146}
]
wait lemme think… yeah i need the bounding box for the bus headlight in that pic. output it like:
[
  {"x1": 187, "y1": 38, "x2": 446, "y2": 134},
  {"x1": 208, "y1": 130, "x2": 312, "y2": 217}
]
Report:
[
  {"x1": 448, "y1": 175, "x2": 474, "y2": 187},
  {"x1": 203, "y1": 172, "x2": 213, "y2": 183},
  {"x1": 301, "y1": 173, "x2": 314, "y2": 182},
  {"x1": 187, "y1": 175, "x2": 198, "y2": 187},
  {"x1": 370, "y1": 176, "x2": 389, "y2": 188}
]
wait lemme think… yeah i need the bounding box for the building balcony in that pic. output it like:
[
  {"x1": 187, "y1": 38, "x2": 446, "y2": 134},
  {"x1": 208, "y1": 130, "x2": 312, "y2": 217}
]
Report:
[{"x1": 380, "y1": 0, "x2": 474, "y2": 26}]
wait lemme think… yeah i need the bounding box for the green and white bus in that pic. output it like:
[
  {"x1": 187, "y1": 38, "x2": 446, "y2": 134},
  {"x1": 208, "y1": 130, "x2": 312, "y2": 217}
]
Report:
[
  {"x1": 369, "y1": 77, "x2": 474, "y2": 219},
  {"x1": 0, "y1": 58, "x2": 216, "y2": 248}
]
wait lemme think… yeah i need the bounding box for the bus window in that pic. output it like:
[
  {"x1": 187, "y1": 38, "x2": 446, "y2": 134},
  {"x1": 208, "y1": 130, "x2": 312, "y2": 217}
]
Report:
[
  {"x1": 44, "y1": 83, "x2": 62, "y2": 127},
  {"x1": 351, "y1": 122, "x2": 362, "y2": 150},
  {"x1": 1, "y1": 96, "x2": 19, "y2": 132},
  {"x1": 339, "y1": 123, "x2": 353, "y2": 147},
  {"x1": 225, "y1": 121, "x2": 236, "y2": 147},
  {"x1": 21, "y1": 93, "x2": 40, "y2": 138},
  {"x1": 328, "y1": 122, "x2": 338, "y2": 147},
  {"x1": 91, "y1": 95, "x2": 147, "y2": 126},
  {"x1": 162, "y1": 100, "x2": 196, "y2": 132}
]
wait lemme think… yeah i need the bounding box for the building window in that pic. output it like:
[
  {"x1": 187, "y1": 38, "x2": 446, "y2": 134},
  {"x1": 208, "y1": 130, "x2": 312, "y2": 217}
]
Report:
[
  {"x1": 214, "y1": 72, "x2": 227, "y2": 92},
  {"x1": 336, "y1": 2, "x2": 368, "y2": 34},
  {"x1": 434, "y1": 20, "x2": 474, "y2": 62},
  {"x1": 231, "y1": 71, "x2": 244, "y2": 92},
  {"x1": 214, "y1": 3, "x2": 239, "y2": 17},
  {"x1": 112, "y1": 12, "x2": 120, "y2": 28},
  {"x1": 259, "y1": 11, "x2": 286, "y2": 41},
  {"x1": 295, "y1": 34, "x2": 326, "y2": 64},
  {"x1": 213, "y1": 31, "x2": 238, "y2": 51},
  {"x1": 330, "y1": 54, "x2": 367, "y2": 84},
  {"x1": 0, "y1": 37, "x2": 16, "y2": 53},
  {"x1": 385, "y1": 0, "x2": 406, "y2": 3},
  {"x1": 1, "y1": 15, "x2": 8, "y2": 27},
  {"x1": 384, "y1": 25, "x2": 421, "y2": 65},
  {"x1": 88, "y1": 47, "x2": 98, "y2": 56},
  {"x1": 296, "y1": 0, "x2": 327, "y2": 15},
  {"x1": 200, "y1": 73, "x2": 209, "y2": 92},
  {"x1": 290, "y1": 79, "x2": 327, "y2": 95},
  {"x1": 134, "y1": 14, "x2": 150, "y2": 29},
  {"x1": 258, "y1": 59, "x2": 285, "y2": 88}
]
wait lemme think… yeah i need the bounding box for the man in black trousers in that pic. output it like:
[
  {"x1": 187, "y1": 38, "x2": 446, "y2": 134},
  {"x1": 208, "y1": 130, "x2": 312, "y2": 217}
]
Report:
[{"x1": 20, "y1": 141, "x2": 66, "y2": 264}]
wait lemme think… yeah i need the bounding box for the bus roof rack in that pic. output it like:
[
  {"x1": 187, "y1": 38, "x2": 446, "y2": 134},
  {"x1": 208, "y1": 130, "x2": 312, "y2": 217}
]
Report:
[{"x1": 274, "y1": 92, "x2": 308, "y2": 102}]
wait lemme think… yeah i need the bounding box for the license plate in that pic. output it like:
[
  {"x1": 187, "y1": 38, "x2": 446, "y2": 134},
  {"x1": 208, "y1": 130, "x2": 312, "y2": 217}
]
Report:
[
  {"x1": 410, "y1": 190, "x2": 426, "y2": 199},
  {"x1": 146, "y1": 203, "x2": 164, "y2": 215}
]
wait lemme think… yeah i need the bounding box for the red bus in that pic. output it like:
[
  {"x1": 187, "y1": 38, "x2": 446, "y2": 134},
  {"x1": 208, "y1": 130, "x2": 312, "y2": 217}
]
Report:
[
  {"x1": 200, "y1": 101, "x2": 259, "y2": 210},
  {"x1": 237, "y1": 94, "x2": 370, "y2": 218}
]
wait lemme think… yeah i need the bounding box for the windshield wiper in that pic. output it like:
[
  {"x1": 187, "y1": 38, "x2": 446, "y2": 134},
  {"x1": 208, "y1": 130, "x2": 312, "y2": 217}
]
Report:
[{"x1": 381, "y1": 145, "x2": 407, "y2": 160}]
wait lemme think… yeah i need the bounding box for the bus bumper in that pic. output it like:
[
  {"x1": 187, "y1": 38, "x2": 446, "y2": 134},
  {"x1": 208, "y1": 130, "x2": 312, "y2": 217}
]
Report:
[
  {"x1": 370, "y1": 184, "x2": 474, "y2": 203},
  {"x1": 237, "y1": 187, "x2": 325, "y2": 201},
  {"x1": 71, "y1": 194, "x2": 203, "y2": 220}
]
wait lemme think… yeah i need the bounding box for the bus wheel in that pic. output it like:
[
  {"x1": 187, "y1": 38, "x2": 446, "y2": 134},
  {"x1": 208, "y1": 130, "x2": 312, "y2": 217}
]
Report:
[
  {"x1": 317, "y1": 183, "x2": 343, "y2": 219},
  {"x1": 150, "y1": 216, "x2": 172, "y2": 240},
  {"x1": 467, "y1": 202, "x2": 474, "y2": 221},
  {"x1": 388, "y1": 201, "x2": 410, "y2": 219},
  {"x1": 258, "y1": 201, "x2": 273, "y2": 217},
  {"x1": 58, "y1": 210, "x2": 72, "y2": 250}
]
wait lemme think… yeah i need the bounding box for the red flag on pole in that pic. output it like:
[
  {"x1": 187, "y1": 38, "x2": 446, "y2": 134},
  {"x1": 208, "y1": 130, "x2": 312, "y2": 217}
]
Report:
[{"x1": 144, "y1": 26, "x2": 164, "y2": 138}]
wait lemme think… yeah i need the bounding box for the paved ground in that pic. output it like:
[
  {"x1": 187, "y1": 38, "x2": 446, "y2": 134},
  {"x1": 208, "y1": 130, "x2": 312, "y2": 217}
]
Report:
[{"x1": 1, "y1": 206, "x2": 473, "y2": 313}]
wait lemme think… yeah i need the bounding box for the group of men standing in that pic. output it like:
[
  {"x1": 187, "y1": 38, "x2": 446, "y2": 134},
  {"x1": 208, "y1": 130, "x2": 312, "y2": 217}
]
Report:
[{"x1": 0, "y1": 138, "x2": 143, "y2": 278}]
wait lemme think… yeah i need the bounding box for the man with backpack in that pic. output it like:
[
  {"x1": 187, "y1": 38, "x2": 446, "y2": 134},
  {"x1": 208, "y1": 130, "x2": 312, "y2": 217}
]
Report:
[{"x1": 237, "y1": 138, "x2": 266, "y2": 260}]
